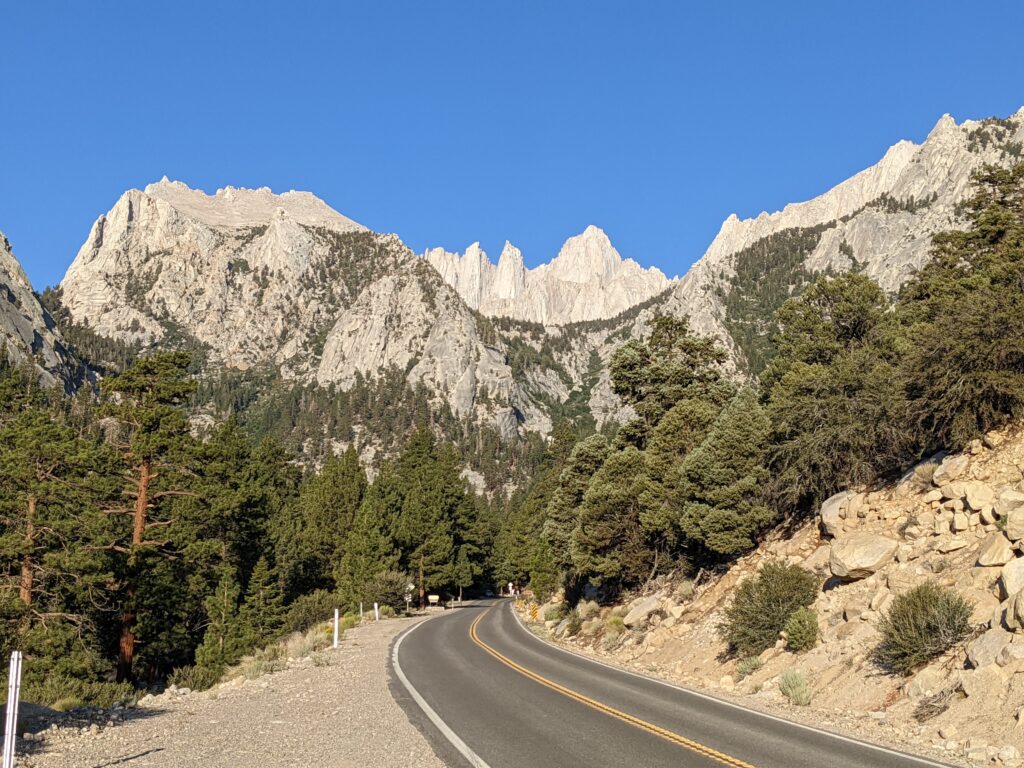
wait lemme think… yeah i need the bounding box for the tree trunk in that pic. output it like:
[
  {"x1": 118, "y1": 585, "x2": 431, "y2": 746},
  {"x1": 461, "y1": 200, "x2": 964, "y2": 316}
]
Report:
[
  {"x1": 117, "y1": 460, "x2": 150, "y2": 682},
  {"x1": 19, "y1": 495, "x2": 36, "y2": 606}
]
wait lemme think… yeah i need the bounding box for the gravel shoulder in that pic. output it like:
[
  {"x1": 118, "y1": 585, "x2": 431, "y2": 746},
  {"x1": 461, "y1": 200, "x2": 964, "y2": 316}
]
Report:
[{"x1": 21, "y1": 617, "x2": 445, "y2": 768}]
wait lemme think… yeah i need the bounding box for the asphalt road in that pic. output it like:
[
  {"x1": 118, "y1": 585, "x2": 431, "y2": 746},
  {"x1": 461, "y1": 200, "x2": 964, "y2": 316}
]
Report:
[{"x1": 391, "y1": 599, "x2": 954, "y2": 768}]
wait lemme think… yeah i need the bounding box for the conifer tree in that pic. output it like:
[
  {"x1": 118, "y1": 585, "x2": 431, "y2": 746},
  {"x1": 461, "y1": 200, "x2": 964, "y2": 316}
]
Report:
[
  {"x1": 195, "y1": 566, "x2": 244, "y2": 671},
  {"x1": 570, "y1": 447, "x2": 656, "y2": 591},
  {"x1": 237, "y1": 556, "x2": 284, "y2": 648},
  {"x1": 102, "y1": 351, "x2": 197, "y2": 681},
  {"x1": 678, "y1": 389, "x2": 774, "y2": 557}
]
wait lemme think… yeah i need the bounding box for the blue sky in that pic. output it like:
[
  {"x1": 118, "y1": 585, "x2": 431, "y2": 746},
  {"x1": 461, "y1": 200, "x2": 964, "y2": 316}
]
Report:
[{"x1": 3, "y1": 2, "x2": 1024, "y2": 289}]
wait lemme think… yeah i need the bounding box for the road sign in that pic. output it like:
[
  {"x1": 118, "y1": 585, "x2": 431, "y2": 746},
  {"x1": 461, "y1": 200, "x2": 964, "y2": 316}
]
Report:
[{"x1": 530, "y1": 604, "x2": 538, "y2": 622}]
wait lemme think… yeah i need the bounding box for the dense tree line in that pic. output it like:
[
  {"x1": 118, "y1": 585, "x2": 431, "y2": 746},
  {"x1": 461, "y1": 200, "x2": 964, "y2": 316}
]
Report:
[
  {"x1": 497, "y1": 162, "x2": 1024, "y2": 601},
  {"x1": 0, "y1": 353, "x2": 493, "y2": 705}
]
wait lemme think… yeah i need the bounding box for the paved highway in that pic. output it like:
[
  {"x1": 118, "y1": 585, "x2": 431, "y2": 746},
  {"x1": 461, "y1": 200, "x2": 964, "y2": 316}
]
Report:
[{"x1": 391, "y1": 599, "x2": 953, "y2": 768}]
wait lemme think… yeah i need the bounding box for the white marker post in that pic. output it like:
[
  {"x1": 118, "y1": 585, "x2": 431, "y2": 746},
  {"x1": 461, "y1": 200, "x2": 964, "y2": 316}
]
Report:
[
  {"x1": 359, "y1": 602, "x2": 364, "y2": 622},
  {"x1": 374, "y1": 602, "x2": 380, "y2": 622},
  {"x1": 3, "y1": 650, "x2": 23, "y2": 768},
  {"x1": 333, "y1": 608, "x2": 340, "y2": 649}
]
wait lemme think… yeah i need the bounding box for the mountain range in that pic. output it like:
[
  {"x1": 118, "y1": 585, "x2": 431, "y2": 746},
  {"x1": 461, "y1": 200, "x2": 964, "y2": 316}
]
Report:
[{"x1": 2, "y1": 107, "x2": 1023, "y2": 465}]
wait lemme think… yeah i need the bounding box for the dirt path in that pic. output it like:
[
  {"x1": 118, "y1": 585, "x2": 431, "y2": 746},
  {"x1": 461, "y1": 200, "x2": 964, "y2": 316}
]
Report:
[{"x1": 20, "y1": 617, "x2": 444, "y2": 768}]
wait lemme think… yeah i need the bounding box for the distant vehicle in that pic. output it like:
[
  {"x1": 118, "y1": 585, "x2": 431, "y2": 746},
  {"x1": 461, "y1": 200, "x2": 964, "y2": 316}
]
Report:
[{"x1": 484, "y1": 590, "x2": 494, "y2": 598}]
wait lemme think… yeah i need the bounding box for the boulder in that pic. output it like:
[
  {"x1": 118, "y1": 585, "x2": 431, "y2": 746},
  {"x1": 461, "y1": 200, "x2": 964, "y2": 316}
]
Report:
[
  {"x1": 997, "y1": 643, "x2": 1024, "y2": 667},
  {"x1": 963, "y1": 481, "x2": 995, "y2": 512},
  {"x1": 1001, "y1": 558, "x2": 1024, "y2": 599},
  {"x1": 933, "y1": 454, "x2": 969, "y2": 486},
  {"x1": 1006, "y1": 507, "x2": 1024, "y2": 542},
  {"x1": 1005, "y1": 591, "x2": 1024, "y2": 630},
  {"x1": 906, "y1": 666, "x2": 945, "y2": 699},
  {"x1": 978, "y1": 533, "x2": 1015, "y2": 567},
  {"x1": 623, "y1": 596, "x2": 662, "y2": 628},
  {"x1": 959, "y1": 664, "x2": 1006, "y2": 698},
  {"x1": 951, "y1": 511, "x2": 970, "y2": 531},
  {"x1": 967, "y1": 626, "x2": 1011, "y2": 668},
  {"x1": 829, "y1": 533, "x2": 899, "y2": 581},
  {"x1": 937, "y1": 536, "x2": 968, "y2": 553},
  {"x1": 819, "y1": 491, "x2": 853, "y2": 538},
  {"x1": 997, "y1": 489, "x2": 1024, "y2": 518}
]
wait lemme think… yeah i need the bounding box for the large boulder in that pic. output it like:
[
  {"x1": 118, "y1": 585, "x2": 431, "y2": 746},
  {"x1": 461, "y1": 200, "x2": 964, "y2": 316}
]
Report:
[
  {"x1": 1005, "y1": 591, "x2": 1024, "y2": 630},
  {"x1": 933, "y1": 454, "x2": 970, "y2": 486},
  {"x1": 962, "y1": 481, "x2": 995, "y2": 512},
  {"x1": 967, "y1": 626, "x2": 1011, "y2": 668},
  {"x1": 1000, "y1": 558, "x2": 1024, "y2": 599},
  {"x1": 819, "y1": 491, "x2": 853, "y2": 538},
  {"x1": 829, "y1": 533, "x2": 898, "y2": 581},
  {"x1": 1006, "y1": 507, "x2": 1024, "y2": 542},
  {"x1": 997, "y1": 489, "x2": 1024, "y2": 518},
  {"x1": 978, "y1": 533, "x2": 1015, "y2": 567},
  {"x1": 623, "y1": 595, "x2": 662, "y2": 628}
]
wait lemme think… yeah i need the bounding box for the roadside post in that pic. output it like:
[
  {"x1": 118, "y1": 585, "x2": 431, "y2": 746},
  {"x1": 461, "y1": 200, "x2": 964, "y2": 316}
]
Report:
[
  {"x1": 530, "y1": 604, "x2": 538, "y2": 622},
  {"x1": 374, "y1": 602, "x2": 380, "y2": 622},
  {"x1": 333, "y1": 608, "x2": 340, "y2": 649},
  {"x1": 405, "y1": 583, "x2": 414, "y2": 614},
  {"x1": 3, "y1": 650, "x2": 22, "y2": 768}
]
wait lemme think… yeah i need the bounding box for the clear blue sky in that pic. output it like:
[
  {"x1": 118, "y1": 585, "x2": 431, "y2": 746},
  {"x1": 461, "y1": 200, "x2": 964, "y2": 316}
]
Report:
[{"x1": 3, "y1": 2, "x2": 1024, "y2": 289}]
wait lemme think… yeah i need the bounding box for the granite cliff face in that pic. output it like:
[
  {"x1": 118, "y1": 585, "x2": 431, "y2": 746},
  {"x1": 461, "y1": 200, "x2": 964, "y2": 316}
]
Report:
[
  {"x1": 661, "y1": 109, "x2": 1024, "y2": 369},
  {"x1": 424, "y1": 226, "x2": 672, "y2": 325},
  {"x1": 59, "y1": 180, "x2": 548, "y2": 437},
  {"x1": 0, "y1": 232, "x2": 74, "y2": 386}
]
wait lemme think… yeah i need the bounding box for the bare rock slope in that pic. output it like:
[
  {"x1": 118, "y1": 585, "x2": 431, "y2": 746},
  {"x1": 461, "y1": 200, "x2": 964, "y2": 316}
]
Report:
[{"x1": 0, "y1": 232, "x2": 74, "y2": 386}]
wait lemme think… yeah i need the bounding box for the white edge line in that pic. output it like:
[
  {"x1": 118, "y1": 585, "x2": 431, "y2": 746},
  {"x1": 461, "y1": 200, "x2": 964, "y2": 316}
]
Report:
[
  {"x1": 392, "y1": 616, "x2": 493, "y2": 768},
  {"x1": 508, "y1": 603, "x2": 955, "y2": 768}
]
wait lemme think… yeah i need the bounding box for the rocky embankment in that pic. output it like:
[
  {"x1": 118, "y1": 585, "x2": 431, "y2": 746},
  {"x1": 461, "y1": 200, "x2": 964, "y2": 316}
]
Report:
[
  {"x1": 526, "y1": 427, "x2": 1024, "y2": 767},
  {"x1": 17, "y1": 617, "x2": 442, "y2": 768}
]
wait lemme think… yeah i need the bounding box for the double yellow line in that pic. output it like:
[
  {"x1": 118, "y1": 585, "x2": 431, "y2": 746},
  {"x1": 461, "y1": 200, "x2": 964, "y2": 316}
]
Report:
[{"x1": 469, "y1": 608, "x2": 757, "y2": 768}]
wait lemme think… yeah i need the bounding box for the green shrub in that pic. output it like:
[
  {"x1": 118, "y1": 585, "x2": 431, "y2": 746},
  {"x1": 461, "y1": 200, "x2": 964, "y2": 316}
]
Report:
[
  {"x1": 544, "y1": 605, "x2": 566, "y2": 623},
  {"x1": 22, "y1": 676, "x2": 136, "y2": 710},
  {"x1": 168, "y1": 664, "x2": 223, "y2": 692},
  {"x1": 379, "y1": 604, "x2": 396, "y2": 618},
  {"x1": 720, "y1": 561, "x2": 818, "y2": 656},
  {"x1": 565, "y1": 610, "x2": 583, "y2": 637},
  {"x1": 282, "y1": 589, "x2": 338, "y2": 634},
  {"x1": 674, "y1": 580, "x2": 695, "y2": 601},
  {"x1": 367, "y1": 570, "x2": 411, "y2": 612},
  {"x1": 785, "y1": 607, "x2": 819, "y2": 653},
  {"x1": 779, "y1": 669, "x2": 811, "y2": 706},
  {"x1": 736, "y1": 657, "x2": 763, "y2": 681},
  {"x1": 605, "y1": 615, "x2": 625, "y2": 635},
  {"x1": 872, "y1": 583, "x2": 972, "y2": 674}
]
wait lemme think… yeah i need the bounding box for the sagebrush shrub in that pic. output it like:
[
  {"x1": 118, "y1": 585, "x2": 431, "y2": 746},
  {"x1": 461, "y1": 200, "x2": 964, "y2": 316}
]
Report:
[
  {"x1": 565, "y1": 610, "x2": 583, "y2": 636},
  {"x1": 872, "y1": 582, "x2": 972, "y2": 674},
  {"x1": 785, "y1": 607, "x2": 819, "y2": 653},
  {"x1": 779, "y1": 669, "x2": 811, "y2": 706},
  {"x1": 22, "y1": 675, "x2": 135, "y2": 709},
  {"x1": 544, "y1": 605, "x2": 566, "y2": 623},
  {"x1": 736, "y1": 657, "x2": 763, "y2": 680},
  {"x1": 720, "y1": 561, "x2": 818, "y2": 656},
  {"x1": 168, "y1": 664, "x2": 223, "y2": 692},
  {"x1": 282, "y1": 589, "x2": 338, "y2": 633}
]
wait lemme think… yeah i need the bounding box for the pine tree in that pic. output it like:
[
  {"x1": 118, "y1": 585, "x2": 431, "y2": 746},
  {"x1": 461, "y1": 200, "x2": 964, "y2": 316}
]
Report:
[
  {"x1": 570, "y1": 447, "x2": 656, "y2": 591},
  {"x1": 102, "y1": 351, "x2": 197, "y2": 681},
  {"x1": 195, "y1": 566, "x2": 244, "y2": 671},
  {"x1": 237, "y1": 556, "x2": 284, "y2": 648},
  {"x1": 678, "y1": 389, "x2": 774, "y2": 557},
  {"x1": 335, "y1": 484, "x2": 399, "y2": 609},
  {"x1": 542, "y1": 434, "x2": 609, "y2": 576}
]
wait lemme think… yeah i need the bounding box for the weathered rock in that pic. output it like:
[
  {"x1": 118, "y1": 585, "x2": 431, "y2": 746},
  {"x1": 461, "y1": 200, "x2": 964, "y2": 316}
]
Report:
[
  {"x1": 623, "y1": 596, "x2": 662, "y2": 628},
  {"x1": 937, "y1": 536, "x2": 968, "y2": 553},
  {"x1": 977, "y1": 533, "x2": 1015, "y2": 567},
  {"x1": 998, "y1": 489, "x2": 1024, "y2": 518},
  {"x1": 997, "y1": 643, "x2": 1024, "y2": 667},
  {"x1": 962, "y1": 481, "x2": 995, "y2": 512},
  {"x1": 906, "y1": 666, "x2": 945, "y2": 699},
  {"x1": 1001, "y1": 558, "x2": 1024, "y2": 599},
  {"x1": 1005, "y1": 591, "x2": 1024, "y2": 630},
  {"x1": 819, "y1": 491, "x2": 853, "y2": 538},
  {"x1": 951, "y1": 511, "x2": 970, "y2": 532},
  {"x1": 933, "y1": 454, "x2": 970, "y2": 486},
  {"x1": 1006, "y1": 508, "x2": 1024, "y2": 542},
  {"x1": 967, "y1": 626, "x2": 1011, "y2": 668},
  {"x1": 959, "y1": 664, "x2": 1006, "y2": 698},
  {"x1": 830, "y1": 534, "x2": 898, "y2": 580}
]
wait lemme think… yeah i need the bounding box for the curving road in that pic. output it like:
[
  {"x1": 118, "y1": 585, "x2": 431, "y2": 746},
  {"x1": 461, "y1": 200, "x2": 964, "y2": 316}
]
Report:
[{"x1": 391, "y1": 599, "x2": 953, "y2": 768}]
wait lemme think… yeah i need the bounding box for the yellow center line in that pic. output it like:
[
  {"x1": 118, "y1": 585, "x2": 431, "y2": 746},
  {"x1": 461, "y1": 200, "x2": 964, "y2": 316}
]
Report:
[{"x1": 469, "y1": 607, "x2": 758, "y2": 768}]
